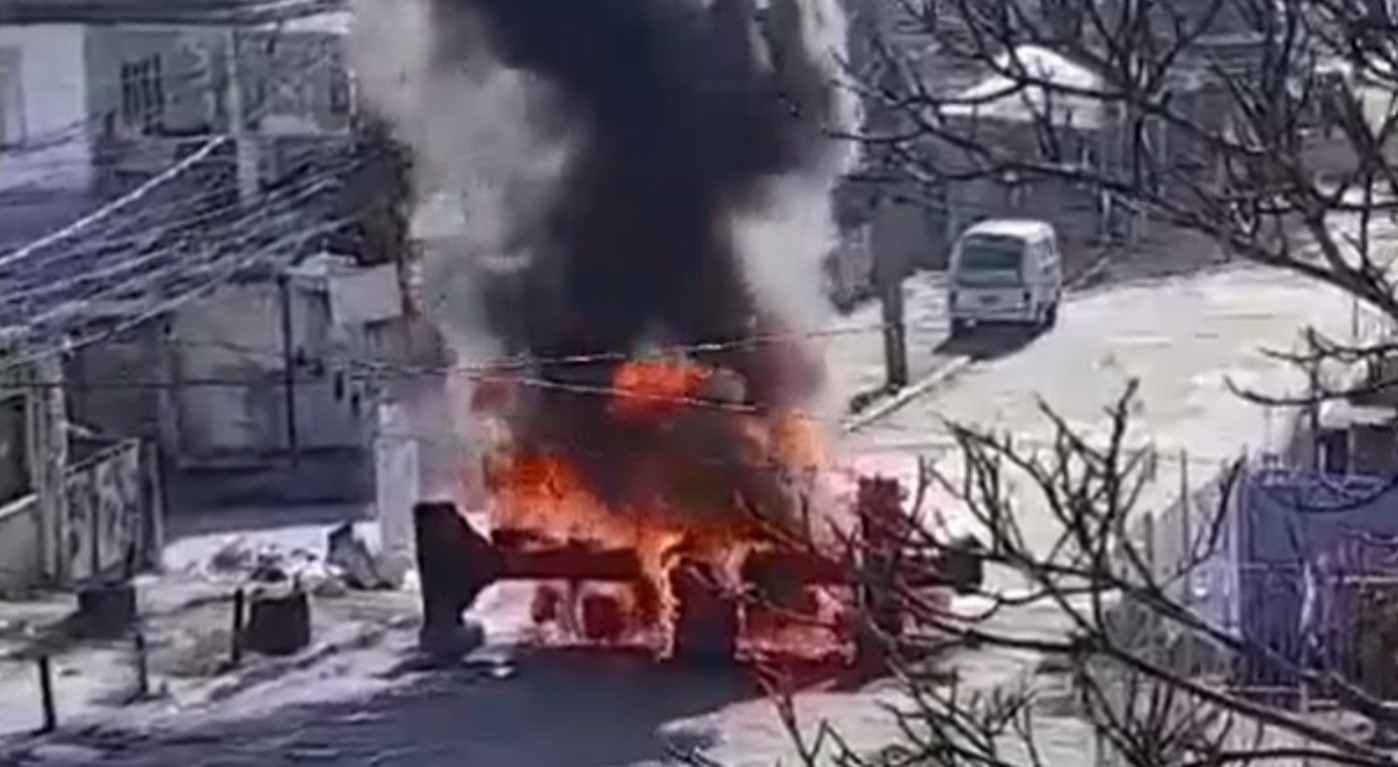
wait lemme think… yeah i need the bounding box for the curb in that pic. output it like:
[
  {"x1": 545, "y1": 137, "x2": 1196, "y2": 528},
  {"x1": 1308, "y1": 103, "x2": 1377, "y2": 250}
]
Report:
[
  {"x1": 841, "y1": 356, "x2": 973, "y2": 434},
  {"x1": 839, "y1": 253, "x2": 1121, "y2": 434}
]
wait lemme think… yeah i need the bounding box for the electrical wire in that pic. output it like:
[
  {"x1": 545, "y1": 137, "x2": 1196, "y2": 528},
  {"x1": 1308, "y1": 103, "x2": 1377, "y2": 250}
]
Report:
[
  {"x1": 0, "y1": 137, "x2": 232, "y2": 269},
  {"x1": 9, "y1": 312, "x2": 1250, "y2": 465},
  {"x1": 22, "y1": 175, "x2": 344, "y2": 331},
  {"x1": 0, "y1": 45, "x2": 368, "y2": 363},
  {"x1": 1, "y1": 150, "x2": 362, "y2": 306},
  {"x1": 0, "y1": 137, "x2": 377, "y2": 283},
  {"x1": 30, "y1": 167, "x2": 360, "y2": 314},
  {"x1": 0, "y1": 140, "x2": 386, "y2": 308},
  {"x1": 0, "y1": 214, "x2": 358, "y2": 373},
  {"x1": 1, "y1": 43, "x2": 347, "y2": 269}
]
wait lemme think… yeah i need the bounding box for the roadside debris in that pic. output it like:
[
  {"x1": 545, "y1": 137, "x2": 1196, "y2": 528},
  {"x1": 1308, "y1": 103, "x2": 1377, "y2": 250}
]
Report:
[
  {"x1": 326, "y1": 523, "x2": 396, "y2": 590},
  {"x1": 203, "y1": 525, "x2": 410, "y2": 597}
]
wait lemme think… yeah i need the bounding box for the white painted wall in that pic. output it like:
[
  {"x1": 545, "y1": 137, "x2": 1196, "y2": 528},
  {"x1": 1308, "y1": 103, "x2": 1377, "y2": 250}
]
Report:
[
  {"x1": 171, "y1": 281, "x2": 370, "y2": 460},
  {"x1": 0, "y1": 494, "x2": 40, "y2": 597},
  {"x1": 173, "y1": 283, "x2": 287, "y2": 456},
  {"x1": 0, "y1": 24, "x2": 91, "y2": 192}
]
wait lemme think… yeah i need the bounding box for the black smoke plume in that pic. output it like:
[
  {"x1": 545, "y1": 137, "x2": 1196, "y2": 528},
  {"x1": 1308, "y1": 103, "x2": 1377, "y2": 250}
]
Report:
[{"x1": 429, "y1": 0, "x2": 837, "y2": 510}]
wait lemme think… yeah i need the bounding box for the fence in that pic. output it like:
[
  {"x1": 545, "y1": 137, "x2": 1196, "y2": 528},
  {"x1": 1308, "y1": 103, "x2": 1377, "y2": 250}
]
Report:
[
  {"x1": 1099, "y1": 459, "x2": 1398, "y2": 714},
  {"x1": 1230, "y1": 468, "x2": 1398, "y2": 708},
  {"x1": 60, "y1": 437, "x2": 161, "y2": 586}
]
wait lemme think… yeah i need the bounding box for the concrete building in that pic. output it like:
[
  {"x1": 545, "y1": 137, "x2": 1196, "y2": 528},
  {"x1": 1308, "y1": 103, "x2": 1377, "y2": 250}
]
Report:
[
  {"x1": 0, "y1": 0, "x2": 352, "y2": 203},
  {"x1": 0, "y1": 2, "x2": 402, "y2": 594}
]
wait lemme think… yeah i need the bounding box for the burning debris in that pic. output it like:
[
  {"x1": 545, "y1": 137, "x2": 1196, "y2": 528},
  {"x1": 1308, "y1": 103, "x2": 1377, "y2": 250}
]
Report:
[{"x1": 349, "y1": 0, "x2": 983, "y2": 670}]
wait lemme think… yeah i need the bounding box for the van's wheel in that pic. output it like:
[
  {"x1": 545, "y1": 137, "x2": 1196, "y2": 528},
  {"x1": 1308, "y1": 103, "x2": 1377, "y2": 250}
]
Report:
[
  {"x1": 1045, "y1": 301, "x2": 1059, "y2": 327},
  {"x1": 950, "y1": 318, "x2": 969, "y2": 337}
]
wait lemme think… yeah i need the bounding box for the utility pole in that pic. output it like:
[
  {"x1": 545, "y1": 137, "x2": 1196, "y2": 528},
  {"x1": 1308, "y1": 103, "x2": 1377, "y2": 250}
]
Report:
[
  {"x1": 873, "y1": 221, "x2": 909, "y2": 390},
  {"x1": 225, "y1": 28, "x2": 259, "y2": 205},
  {"x1": 27, "y1": 352, "x2": 70, "y2": 585},
  {"x1": 278, "y1": 274, "x2": 300, "y2": 460},
  {"x1": 868, "y1": 57, "x2": 910, "y2": 391}
]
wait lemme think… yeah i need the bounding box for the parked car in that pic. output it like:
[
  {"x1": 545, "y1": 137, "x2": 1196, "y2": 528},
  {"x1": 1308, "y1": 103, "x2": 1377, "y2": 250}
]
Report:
[{"x1": 947, "y1": 219, "x2": 1063, "y2": 335}]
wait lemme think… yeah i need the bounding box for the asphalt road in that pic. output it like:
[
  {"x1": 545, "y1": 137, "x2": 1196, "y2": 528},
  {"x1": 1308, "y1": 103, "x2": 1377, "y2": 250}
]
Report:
[
  {"x1": 3, "y1": 590, "x2": 1087, "y2": 767},
  {"x1": 846, "y1": 264, "x2": 1374, "y2": 568}
]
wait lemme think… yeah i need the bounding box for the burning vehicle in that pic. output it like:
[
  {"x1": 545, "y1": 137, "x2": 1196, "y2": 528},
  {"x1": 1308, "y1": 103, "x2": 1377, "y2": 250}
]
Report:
[
  {"x1": 411, "y1": 356, "x2": 985, "y2": 671},
  {"x1": 355, "y1": 0, "x2": 984, "y2": 673}
]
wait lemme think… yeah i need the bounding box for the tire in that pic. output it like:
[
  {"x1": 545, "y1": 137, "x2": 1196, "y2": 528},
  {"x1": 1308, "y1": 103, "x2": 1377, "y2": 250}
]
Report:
[
  {"x1": 1045, "y1": 301, "x2": 1059, "y2": 327},
  {"x1": 950, "y1": 318, "x2": 969, "y2": 337}
]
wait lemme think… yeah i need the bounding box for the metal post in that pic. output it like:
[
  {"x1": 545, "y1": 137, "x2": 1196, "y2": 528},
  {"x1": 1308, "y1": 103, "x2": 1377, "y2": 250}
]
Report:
[
  {"x1": 1308, "y1": 359, "x2": 1322, "y2": 472},
  {"x1": 36, "y1": 656, "x2": 56, "y2": 733},
  {"x1": 1179, "y1": 449, "x2": 1195, "y2": 680},
  {"x1": 278, "y1": 274, "x2": 299, "y2": 459},
  {"x1": 27, "y1": 354, "x2": 69, "y2": 585},
  {"x1": 132, "y1": 630, "x2": 150, "y2": 700},
  {"x1": 230, "y1": 587, "x2": 246, "y2": 668},
  {"x1": 225, "y1": 29, "x2": 259, "y2": 205},
  {"x1": 879, "y1": 273, "x2": 909, "y2": 390}
]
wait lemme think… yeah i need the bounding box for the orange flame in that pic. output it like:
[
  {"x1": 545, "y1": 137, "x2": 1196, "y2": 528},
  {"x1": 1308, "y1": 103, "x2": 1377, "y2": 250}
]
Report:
[
  {"x1": 608, "y1": 358, "x2": 712, "y2": 419},
  {"x1": 470, "y1": 357, "x2": 843, "y2": 656}
]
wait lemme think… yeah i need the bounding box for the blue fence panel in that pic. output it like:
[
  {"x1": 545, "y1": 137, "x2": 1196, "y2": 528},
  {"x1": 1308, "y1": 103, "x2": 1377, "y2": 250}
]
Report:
[{"x1": 1235, "y1": 468, "x2": 1398, "y2": 705}]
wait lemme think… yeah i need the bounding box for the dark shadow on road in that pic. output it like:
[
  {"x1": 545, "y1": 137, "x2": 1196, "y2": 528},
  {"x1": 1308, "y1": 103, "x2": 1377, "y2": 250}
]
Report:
[
  {"x1": 20, "y1": 649, "x2": 762, "y2": 767},
  {"x1": 933, "y1": 324, "x2": 1041, "y2": 362}
]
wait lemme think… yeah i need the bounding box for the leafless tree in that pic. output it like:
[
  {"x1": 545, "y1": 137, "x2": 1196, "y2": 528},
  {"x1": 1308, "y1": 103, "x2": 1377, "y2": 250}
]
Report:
[
  {"x1": 843, "y1": 0, "x2": 1398, "y2": 364},
  {"x1": 685, "y1": 384, "x2": 1398, "y2": 767},
  {"x1": 682, "y1": 1, "x2": 1398, "y2": 764}
]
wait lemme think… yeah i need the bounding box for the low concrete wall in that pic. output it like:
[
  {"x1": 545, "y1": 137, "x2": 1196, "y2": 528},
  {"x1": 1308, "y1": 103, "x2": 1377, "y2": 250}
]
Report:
[
  {"x1": 0, "y1": 494, "x2": 40, "y2": 598},
  {"x1": 165, "y1": 447, "x2": 374, "y2": 514}
]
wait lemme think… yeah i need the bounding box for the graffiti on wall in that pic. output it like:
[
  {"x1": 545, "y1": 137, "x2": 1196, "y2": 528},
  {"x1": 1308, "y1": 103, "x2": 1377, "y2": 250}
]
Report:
[{"x1": 64, "y1": 439, "x2": 147, "y2": 584}]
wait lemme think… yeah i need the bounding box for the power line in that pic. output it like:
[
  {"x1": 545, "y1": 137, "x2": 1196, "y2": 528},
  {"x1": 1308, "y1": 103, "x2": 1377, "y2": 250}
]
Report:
[
  {"x1": 0, "y1": 214, "x2": 357, "y2": 373},
  {"x1": 22, "y1": 175, "x2": 344, "y2": 331},
  {"x1": 0, "y1": 46, "x2": 367, "y2": 359},
  {"x1": 0, "y1": 148, "x2": 366, "y2": 312},
  {"x1": 2, "y1": 42, "x2": 347, "y2": 269},
  {"x1": 0, "y1": 137, "x2": 232, "y2": 269},
  {"x1": 0, "y1": 139, "x2": 385, "y2": 308},
  {"x1": 14, "y1": 304, "x2": 1248, "y2": 464}
]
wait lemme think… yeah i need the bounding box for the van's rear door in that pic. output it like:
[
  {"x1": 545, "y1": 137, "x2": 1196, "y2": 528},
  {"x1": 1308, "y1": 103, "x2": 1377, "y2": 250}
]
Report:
[{"x1": 953, "y1": 234, "x2": 1030, "y2": 316}]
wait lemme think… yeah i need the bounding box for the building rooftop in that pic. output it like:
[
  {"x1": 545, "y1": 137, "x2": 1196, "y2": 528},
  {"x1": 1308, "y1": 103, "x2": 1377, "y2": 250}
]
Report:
[
  {"x1": 944, "y1": 44, "x2": 1107, "y2": 128},
  {"x1": 963, "y1": 218, "x2": 1056, "y2": 239}
]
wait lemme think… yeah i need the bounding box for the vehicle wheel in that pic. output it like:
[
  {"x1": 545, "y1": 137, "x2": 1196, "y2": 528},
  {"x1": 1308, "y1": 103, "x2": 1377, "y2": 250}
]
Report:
[
  {"x1": 1045, "y1": 301, "x2": 1059, "y2": 327},
  {"x1": 950, "y1": 318, "x2": 969, "y2": 337}
]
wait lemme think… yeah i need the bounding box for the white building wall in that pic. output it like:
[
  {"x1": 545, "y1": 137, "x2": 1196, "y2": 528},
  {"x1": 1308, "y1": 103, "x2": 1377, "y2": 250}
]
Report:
[
  {"x1": 171, "y1": 282, "x2": 289, "y2": 457},
  {"x1": 170, "y1": 279, "x2": 372, "y2": 461},
  {"x1": 0, "y1": 24, "x2": 91, "y2": 192}
]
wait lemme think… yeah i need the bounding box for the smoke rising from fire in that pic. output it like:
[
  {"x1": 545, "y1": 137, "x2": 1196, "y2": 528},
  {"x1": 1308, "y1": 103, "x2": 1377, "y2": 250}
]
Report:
[{"x1": 349, "y1": 0, "x2": 856, "y2": 512}]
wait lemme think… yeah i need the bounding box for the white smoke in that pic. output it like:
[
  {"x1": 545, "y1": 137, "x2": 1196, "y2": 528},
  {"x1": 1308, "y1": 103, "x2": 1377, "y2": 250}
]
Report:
[
  {"x1": 732, "y1": 0, "x2": 861, "y2": 423},
  {"x1": 347, "y1": 0, "x2": 572, "y2": 505},
  {"x1": 346, "y1": 0, "x2": 568, "y2": 349}
]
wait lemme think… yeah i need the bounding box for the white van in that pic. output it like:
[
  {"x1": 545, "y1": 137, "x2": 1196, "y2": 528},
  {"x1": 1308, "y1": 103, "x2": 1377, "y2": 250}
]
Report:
[{"x1": 947, "y1": 219, "x2": 1063, "y2": 335}]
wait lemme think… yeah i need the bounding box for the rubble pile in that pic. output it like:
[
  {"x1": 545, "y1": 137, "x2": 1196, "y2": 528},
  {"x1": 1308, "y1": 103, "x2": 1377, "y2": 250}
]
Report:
[{"x1": 200, "y1": 524, "x2": 412, "y2": 598}]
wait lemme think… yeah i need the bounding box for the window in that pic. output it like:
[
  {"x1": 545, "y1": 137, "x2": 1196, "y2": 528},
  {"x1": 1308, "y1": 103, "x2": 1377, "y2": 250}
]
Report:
[
  {"x1": 0, "y1": 47, "x2": 24, "y2": 147},
  {"x1": 956, "y1": 235, "x2": 1025, "y2": 286},
  {"x1": 329, "y1": 70, "x2": 352, "y2": 116},
  {"x1": 119, "y1": 55, "x2": 165, "y2": 132}
]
